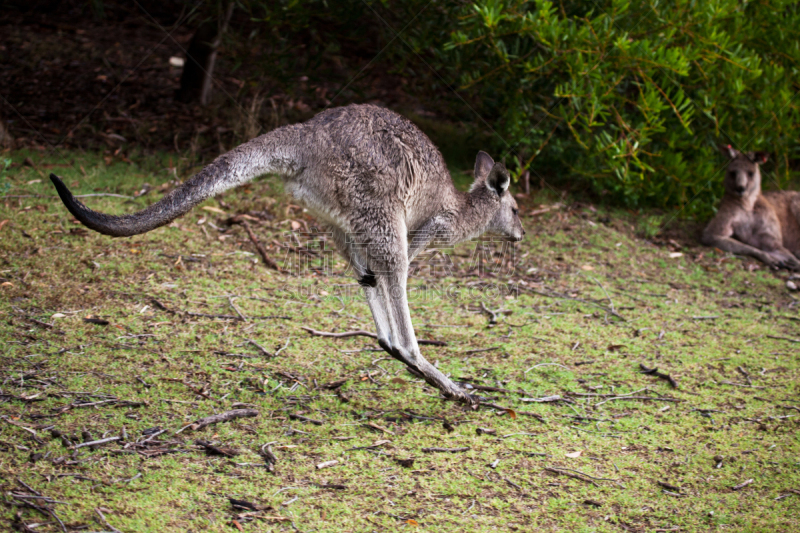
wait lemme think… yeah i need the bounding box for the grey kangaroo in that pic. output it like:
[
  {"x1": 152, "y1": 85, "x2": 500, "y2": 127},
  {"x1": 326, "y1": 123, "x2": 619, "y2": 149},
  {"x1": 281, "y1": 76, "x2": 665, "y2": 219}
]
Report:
[
  {"x1": 702, "y1": 145, "x2": 800, "y2": 270},
  {"x1": 50, "y1": 104, "x2": 525, "y2": 405}
]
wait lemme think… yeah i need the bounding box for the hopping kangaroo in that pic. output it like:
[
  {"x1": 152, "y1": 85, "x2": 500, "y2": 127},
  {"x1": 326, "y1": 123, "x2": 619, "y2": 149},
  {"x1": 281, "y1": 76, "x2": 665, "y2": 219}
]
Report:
[
  {"x1": 702, "y1": 145, "x2": 800, "y2": 270},
  {"x1": 50, "y1": 104, "x2": 525, "y2": 405}
]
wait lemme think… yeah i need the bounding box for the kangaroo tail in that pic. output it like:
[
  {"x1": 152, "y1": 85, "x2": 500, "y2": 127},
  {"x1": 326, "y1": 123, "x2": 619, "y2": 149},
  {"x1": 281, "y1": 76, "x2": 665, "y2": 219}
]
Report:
[{"x1": 50, "y1": 133, "x2": 298, "y2": 237}]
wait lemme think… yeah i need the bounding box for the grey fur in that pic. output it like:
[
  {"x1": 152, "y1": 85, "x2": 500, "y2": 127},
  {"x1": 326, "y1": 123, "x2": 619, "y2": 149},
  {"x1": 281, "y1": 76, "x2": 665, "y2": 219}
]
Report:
[{"x1": 50, "y1": 104, "x2": 526, "y2": 404}]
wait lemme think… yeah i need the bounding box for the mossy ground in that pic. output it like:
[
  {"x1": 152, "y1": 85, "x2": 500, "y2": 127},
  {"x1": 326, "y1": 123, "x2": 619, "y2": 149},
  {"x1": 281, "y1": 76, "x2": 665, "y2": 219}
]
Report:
[{"x1": 1, "y1": 149, "x2": 798, "y2": 532}]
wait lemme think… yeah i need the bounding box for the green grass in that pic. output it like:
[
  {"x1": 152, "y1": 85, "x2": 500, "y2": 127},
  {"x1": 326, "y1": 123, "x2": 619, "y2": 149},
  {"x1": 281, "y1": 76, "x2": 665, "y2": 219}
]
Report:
[{"x1": 1, "y1": 148, "x2": 799, "y2": 532}]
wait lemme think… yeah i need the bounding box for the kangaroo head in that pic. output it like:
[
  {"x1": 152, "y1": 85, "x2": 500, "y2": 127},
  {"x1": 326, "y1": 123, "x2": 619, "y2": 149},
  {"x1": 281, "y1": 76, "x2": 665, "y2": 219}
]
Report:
[
  {"x1": 720, "y1": 144, "x2": 768, "y2": 198},
  {"x1": 471, "y1": 151, "x2": 525, "y2": 241}
]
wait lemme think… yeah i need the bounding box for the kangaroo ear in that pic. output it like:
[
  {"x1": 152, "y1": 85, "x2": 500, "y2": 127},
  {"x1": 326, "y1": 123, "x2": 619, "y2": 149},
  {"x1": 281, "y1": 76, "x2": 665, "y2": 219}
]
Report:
[
  {"x1": 749, "y1": 151, "x2": 769, "y2": 164},
  {"x1": 474, "y1": 151, "x2": 495, "y2": 181},
  {"x1": 718, "y1": 143, "x2": 739, "y2": 159},
  {"x1": 486, "y1": 163, "x2": 510, "y2": 196}
]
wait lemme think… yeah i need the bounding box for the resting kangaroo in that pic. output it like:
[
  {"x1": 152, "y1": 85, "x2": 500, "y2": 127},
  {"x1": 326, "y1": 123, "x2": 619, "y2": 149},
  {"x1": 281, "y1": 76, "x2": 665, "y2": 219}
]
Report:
[
  {"x1": 702, "y1": 145, "x2": 800, "y2": 270},
  {"x1": 50, "y1": 104, "x2": 525, "y2": 405}
]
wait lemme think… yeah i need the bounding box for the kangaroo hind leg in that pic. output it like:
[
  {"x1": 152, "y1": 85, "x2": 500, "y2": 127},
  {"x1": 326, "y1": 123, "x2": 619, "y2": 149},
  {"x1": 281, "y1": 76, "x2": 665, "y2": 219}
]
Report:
[{"x1": 377, "y1": 254, "x2": 475, "y2": 404}]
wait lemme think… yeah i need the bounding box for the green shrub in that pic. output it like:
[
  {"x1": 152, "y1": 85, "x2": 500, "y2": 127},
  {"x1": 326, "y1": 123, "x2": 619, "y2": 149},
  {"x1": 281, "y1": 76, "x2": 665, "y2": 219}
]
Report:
[{"x1": 436, "y1": 0, "x2": 800, "y2": 216}]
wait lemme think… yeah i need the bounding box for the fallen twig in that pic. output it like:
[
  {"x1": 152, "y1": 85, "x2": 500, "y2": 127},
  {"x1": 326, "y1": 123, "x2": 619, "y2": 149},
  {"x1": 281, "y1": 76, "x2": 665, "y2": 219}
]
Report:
[
  {"x1": 732, "y1": 478, "x2": 754, "y2": 491},
  {"x1": 300, "y1": 326, "x2": 446, "y2": 346},
  {"x1": 228, "y1": 296, "x2": 248, "y2": 322},
  {"x1": 525, "y1": 363, "x2": 570, "y2": 373},
  {"x1": 71, "y1": 436, "x2": 120, "y2": 450},
  {"x1": 248, "y1": 339, "x2": 273, "y2": 357},
  {"x1": 639, "y1": 363, "x2": 679, "y2": 388},
  {"x1": 520, "y1": 395, "x2": 562, "y2": 403},
  {"x1": 95, "y1": 508, "x2": 121, "y2": 533},
  {"x1": 594, "y1": 395, "x2": 682, "y2": 406},
  {"x1": 187, "y1": 311, "x2": 290, "y2": 320},
  {"x1": 766, "y1": 334, "x2": 800, "y2": 343},
  {"x1": 514, "y1": 411, "x2": 547, "y2": 423},
  {"x1": 233, "y1": 218, "x2": 282, "y2": 271},
  {"x1": 525, "y1": 287, "x2": 626, "y2": 321},
  {"x1": 289, "y1": 413, "x2": 324, "y2": 426},
  {"x1": 275, "y1": 336, "x2": 291, "y2": 356},
  {"x1": 185, "y1": 409, "x2": 259, "y2": 431},
  {"x1": 422, "y1": 447, "x2": 470, "y2": 453}
]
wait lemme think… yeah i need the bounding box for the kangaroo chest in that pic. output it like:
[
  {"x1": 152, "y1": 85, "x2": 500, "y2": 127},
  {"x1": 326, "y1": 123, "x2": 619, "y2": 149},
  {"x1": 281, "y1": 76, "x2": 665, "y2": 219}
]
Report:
[{"x1": 731, "y1": 204, "x2": 776, "y2": 246}]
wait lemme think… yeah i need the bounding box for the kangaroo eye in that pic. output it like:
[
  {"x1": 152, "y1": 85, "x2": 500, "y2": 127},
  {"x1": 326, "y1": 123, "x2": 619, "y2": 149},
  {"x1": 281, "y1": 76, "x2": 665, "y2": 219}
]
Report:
[
  {"x1": 747, "y1": 172, "x2": 754, "y2": 178},
  {"x1": 512, "y1": 208, "x2": 519, "y2": 216}
]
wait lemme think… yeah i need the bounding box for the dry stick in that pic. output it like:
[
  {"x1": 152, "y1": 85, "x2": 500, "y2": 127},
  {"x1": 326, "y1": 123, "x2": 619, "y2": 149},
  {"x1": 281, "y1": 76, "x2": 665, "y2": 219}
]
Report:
[
  {"x1": 594, "y1": 395, "x2": 682, "y2": 406},
  {"x1": 275, "y1": 337, "x2": 291, "y2": 357},
  {"x1": 248, "y1": 339, "x2": 273, "y2": 357},
  {"x1": 525, "y1": 363, "x2": 570, "y2": 373},
  {"x1": 228, "y1": 296, "x2": 248, "y2": 322},
  {"x1": 463, "y1": 346, "x2": 500, "y2": 355},
  {"x1": 515, "y1": 411, "x2": 547, "y2": 423},
  {"x1": 526, "y1": 288, "x2": 626, "y2": 321},
  {"x1": 1, "y1": 416, "x2": 40, "y2": 441},
  {"x1": 186, "y1": 409, "x2": 259, "y2": 431},
  {"x1": 586, "y1": 275, "x2": 617, "y2": 314},
  {"x1": 17, "y1": 479, "x2": 41, "y2": 496},
  {"x1": 766, "y1": 334, "x2": 800, "y2": 343},
  {"x1": 719, "y1": 380, "x2": 766, "y2": 390},
  {"x1": 95, "y1": 508, "x2": 121, "y2": 533},
  {"x1": 71, "y1": 436, "x2": 121, "y2": 450},
  {"x1": 547, "y1": 467, "x2": 619, "y2": 482},
  {"x1": 187, "y1": 311, "x2": 290, "y2": 320},
  {"x1": 301, "y1": 327, "x2": 377, "y2": 339},
  {"x1": 422, "y1": 447, "x2": 470, "y2": 453},
  {"x1": 545, "y1": 467, "x2": 598, "y2": 486},
  {"x1": 289, "y1": 413, "x2": 324, "y2": 426},
  {"x1": 520, "y1": 395, "x2": 562, "y2": 403},
  {"x1": 544, "y1": 467, "x2": 617, "y2": 487},
  {"x1": 300, "y1": 326, "x2": 446, "y2": 346},
  {"x1": 16, "y1": 479, "x2": 66, "y2": 533},
  {"x1": 479, "y1": 302, "x2": 498, "y2": 324},
  {"x1": 239, "y1": 219, "x2": 282, "y2": 271}
]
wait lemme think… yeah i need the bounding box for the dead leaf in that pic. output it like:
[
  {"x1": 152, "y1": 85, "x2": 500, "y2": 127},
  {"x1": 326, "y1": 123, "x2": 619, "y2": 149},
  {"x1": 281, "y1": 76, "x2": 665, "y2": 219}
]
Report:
[
  {"x1": 505, "y1": 408, "x2": 517, "y2": 419},
  {"x1": 407, "y1": 519, "x2": 419, "y2": 526},
  {"x1": 390, "y1": 377, "x2": 408, "y2": 387},
  {"x1": 290, "y1": 220, "x2": 301, "y2": 231},
  {"x1": 669, "y1": 252, "x2": 683, "y2": 258},
  {"x1": 580, "y1": 265, "x2": 594, "y2": 271},
  {"x1": 566, "y1": 450, "x2": 583, "y2": 458},
  {"x1": 202, "y1": 205, "x2": 226, "y2": 214}
]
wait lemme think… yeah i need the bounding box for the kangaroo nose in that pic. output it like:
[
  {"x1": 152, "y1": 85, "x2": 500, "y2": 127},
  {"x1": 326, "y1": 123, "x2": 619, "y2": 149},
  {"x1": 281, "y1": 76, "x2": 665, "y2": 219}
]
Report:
[{"x1": 735, "y1": 185, "x2": 746, "y2": 193}]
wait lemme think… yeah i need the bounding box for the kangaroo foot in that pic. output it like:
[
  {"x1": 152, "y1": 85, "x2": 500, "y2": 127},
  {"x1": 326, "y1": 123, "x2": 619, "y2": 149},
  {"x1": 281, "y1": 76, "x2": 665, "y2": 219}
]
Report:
[{"x1": 377, "y1": 339, "x2": 478, "y2": 406}]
